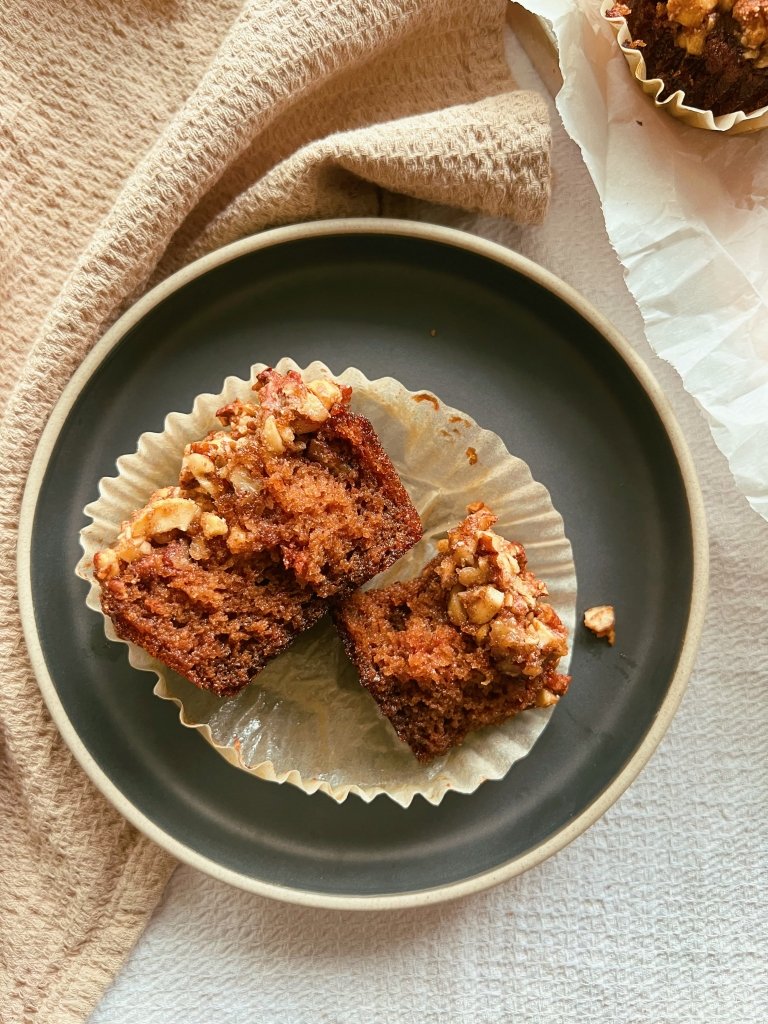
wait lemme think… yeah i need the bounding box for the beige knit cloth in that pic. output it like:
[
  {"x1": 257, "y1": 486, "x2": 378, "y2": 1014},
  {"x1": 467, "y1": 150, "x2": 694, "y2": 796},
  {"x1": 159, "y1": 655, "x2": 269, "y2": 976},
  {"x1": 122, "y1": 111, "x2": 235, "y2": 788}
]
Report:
[{"x1": 0, "y1": 1, "x2": 549, "y2": 1019}]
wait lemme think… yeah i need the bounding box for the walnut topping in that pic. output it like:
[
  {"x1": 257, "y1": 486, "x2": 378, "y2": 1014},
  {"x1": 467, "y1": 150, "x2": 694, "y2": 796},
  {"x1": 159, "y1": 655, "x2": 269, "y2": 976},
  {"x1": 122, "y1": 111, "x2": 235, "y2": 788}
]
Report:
[
  {"x1": 130, "y1": 496, "x2": 200, "y2": 540},
  {"x1": 94, "y1": 489, "x2": 208, "y2": 577},
  {"x1": 734, "y1": 0, "x2": 768, "y2": 49},
  {"x1": 530, "y1": 616, "x2": 568, "y2": 654},
  {"x1": 447, "y1": 586, "x2": 468, "y2": 626},
  {"x1": 293, "y1": 392, "x2": 330, "y2": 432},
  {"x1": 261, "y1": 414, "x2": 285, "y2": 454},
  {"x1": 93, "y1": 547, "x2": 119, "y2": 579},
  {"x1": 226, "y1": 525, "x2": 250, "y2": 554},
  {"x1": 657, "y1": 0, "x2": 768, "y2": 59},
  {"x1": 181, "y1": 452, "x2": 216, "y2": 490},
  {"x1": 211, "y1": 370, "x2": 349, "y2": 455},
  {"x1": 536, "y1": 688, "x2": 560, "y2": 708},
  {"x1": 456, "y1": 564, "x2": 488, "y2": 587},
  {"x1": 254, "y1": 368, "x2": 349, "y2": 436},
  {"x1": 460, "y1": 585, "x2": 505, "y2": 624},
  {"x1": 227, "y1": 466, "x2": 263, "y2": 493},
  {"x1": 668, "y1": 0, "x2": 718, "y2": 28},
  {"x1": 307, "y1": 378, "x2": 344, "y2": 411},
  {"x1": 677, "y1": 17, "x2": 715, "y2": 53},
  {"x1": 434, "y1": 504, "x2": 569, "y2": 680},
  {"x1": 93, "y1": 369, "x2": 357, "y2": 584},
  {"x1": 200, "y1": 512, "x2": 228, "y2": 538},
  {"x1": 583, "y1": 605, "x2": 616, "y2": 645}
]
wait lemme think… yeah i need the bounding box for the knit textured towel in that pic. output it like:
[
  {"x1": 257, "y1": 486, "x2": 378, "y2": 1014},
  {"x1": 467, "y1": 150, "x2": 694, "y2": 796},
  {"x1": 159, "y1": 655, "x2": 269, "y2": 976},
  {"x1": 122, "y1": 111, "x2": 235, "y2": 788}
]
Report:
[{"x1": 0, "y1": 2, "x2": 550, "y2": 1020}]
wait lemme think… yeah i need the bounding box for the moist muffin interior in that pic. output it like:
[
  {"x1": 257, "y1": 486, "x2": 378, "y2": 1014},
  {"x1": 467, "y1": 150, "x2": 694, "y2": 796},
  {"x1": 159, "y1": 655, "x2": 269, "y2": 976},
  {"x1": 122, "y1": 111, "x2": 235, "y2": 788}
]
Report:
[
  {"x1": 93, "y1": 369, "x2": 422, "y2": 696},
  {"x1": 335, "y1": 504, "x2": 570, "y2": 762}
]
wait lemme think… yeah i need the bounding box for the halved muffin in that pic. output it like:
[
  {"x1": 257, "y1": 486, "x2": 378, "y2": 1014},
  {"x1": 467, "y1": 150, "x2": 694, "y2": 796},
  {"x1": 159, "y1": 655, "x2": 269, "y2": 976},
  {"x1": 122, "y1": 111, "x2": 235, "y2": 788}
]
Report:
[
  {"x1": 334, "y1": 503, "x2": 570, "y2": 762},
  {"x1": 94, "y1": 369, "x2": 422, "y2": 696}
]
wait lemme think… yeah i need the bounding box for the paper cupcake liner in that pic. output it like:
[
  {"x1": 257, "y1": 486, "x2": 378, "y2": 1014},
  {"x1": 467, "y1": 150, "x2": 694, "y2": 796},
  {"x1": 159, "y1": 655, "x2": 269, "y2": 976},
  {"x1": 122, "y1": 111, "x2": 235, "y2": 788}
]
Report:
[
  {"x1": 77, "y1": 358, "x2": 576, "y2": 808},
  {"x1": 602, "y1": 1, "x2": 768, "y2": 134}
]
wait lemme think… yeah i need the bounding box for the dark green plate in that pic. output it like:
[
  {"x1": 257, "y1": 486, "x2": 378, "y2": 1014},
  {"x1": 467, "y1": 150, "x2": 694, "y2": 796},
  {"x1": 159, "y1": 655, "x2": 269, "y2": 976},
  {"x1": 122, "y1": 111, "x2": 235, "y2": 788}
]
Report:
[{"x1": 18, "y1": 220, "x2": 707, "y2": 907}]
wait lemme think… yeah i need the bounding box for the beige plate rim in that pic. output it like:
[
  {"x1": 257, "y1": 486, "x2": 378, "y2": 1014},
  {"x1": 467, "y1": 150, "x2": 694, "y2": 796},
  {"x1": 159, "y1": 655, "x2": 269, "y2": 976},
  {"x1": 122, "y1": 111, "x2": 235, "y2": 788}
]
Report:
[{"x1": 17, "y1": 218, "x2": 709, "y2": 910}]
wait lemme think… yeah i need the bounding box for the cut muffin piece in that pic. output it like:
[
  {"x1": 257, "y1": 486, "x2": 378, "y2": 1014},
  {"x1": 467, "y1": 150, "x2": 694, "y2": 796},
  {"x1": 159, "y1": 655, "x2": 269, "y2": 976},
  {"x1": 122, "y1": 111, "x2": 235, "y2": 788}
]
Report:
[
  {"x1": 334, "y1": 504, "x2": 570, "y2": 762},
  {"x1": 94, "y1": 486, "x2": 327, "y2": 697},
  {"x1": 93, "y1": 369, "x2": 422, "y2": 696},
  {"x1": 178, "y1": 369, "x2": 422, "y2": 598}
]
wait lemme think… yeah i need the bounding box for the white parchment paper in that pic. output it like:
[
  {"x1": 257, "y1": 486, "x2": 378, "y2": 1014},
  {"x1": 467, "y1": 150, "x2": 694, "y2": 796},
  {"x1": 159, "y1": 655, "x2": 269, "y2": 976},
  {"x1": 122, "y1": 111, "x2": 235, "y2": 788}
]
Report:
[
  {"x1": 521, "y1": 0, "x2": 768, "y2": 521},
  {"x1": 78, "y1": 358, "x2": 575, "y2": 807}
]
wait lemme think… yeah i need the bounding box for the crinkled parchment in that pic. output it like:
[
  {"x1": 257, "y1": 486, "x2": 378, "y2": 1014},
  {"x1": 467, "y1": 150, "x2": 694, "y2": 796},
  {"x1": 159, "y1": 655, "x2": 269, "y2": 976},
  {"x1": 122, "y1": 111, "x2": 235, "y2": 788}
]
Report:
[
  {"x1": 78, "y1": 358, "x2": 576, "y2": 807},
  {"x1": 522, "y1": 0, "x2": 768, "y2": 523}
]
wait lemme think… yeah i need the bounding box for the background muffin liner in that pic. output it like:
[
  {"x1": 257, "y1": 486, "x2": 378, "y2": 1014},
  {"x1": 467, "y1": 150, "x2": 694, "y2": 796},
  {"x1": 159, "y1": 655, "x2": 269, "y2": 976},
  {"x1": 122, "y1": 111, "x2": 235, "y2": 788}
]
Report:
[
  {"x1": 601, "y1": 1, "x2": 768, "y2": 134},
  {"x1": 77, "y1": 358, "x2": 576, "y2": 807}
]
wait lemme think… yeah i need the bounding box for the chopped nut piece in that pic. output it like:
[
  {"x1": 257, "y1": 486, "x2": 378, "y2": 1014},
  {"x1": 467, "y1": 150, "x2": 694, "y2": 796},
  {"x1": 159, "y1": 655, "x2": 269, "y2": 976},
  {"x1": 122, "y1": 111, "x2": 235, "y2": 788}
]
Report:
[
  {"x1": 736, "y1": 0, "x2": 768, "y2": 49},
  {"x1": 188, "y1": 536, "x2": 209, "y2": 561},
  {"x1": 583, "y1": 605, "x2": 616, "y2": 645},
  {"x1": 536, "y1": 688, "x2": 560, "y2": 707},
  {"x1": 530, "y1": 615, "x2": 570, "y2": 656},
  {"x1": 261, "y1": 414, "x2": 285, "y2": 454},
  {"x1": 200, "y1": 512, "x2": 228, "y2": 538},
  {"x1": 181, "y1": 452, "x2": 217, "y2": 492},
  {"x1": 508, "y1": 573, "x2": 537, "y2": 608},
  {"x1": 307, "y1": 378, "x2": 343, "y2": 410},
  {"x1": 460, "y1": 584, "x2": 505, "y2": 624},
  {"x1": 277, "y1": 422, "x2": 296, "y2": 447},
  {"x1": 447, "y1": 586, "x2": 468, "y2": 626},
  {"x1": 667, "y1": 0, "x2": 717, "y2": 29},
  {"x1": 452, "y1": 540, "x2": 477, "y2": 566},
  {"x1": 130, "y1": 496, "x2": 200, "y2": 540},
  {"x1": 227, "y1": 466, "x2": 263, "y2": 493},
  {"x1": 475, "y1": 530, "x2": 502, "y2": 555},
  {"x1": 292, "y1": 392, "x2": 330, "y2": 433},
  {"x1": 226, "y1": 525, "x2": 250, "y2": 554},
  {"x1": 93, "y1": 548, "x2": 119, "y2": 579},
  {"x1": 495, "y1": 549, "x2": 521, "y2": 582},
  {"x1": 488, "y1": 616, "x2": 528, "y2": 654},
  {"x1": 113, "y1": 541, "x2": 144, "y2": 563}
]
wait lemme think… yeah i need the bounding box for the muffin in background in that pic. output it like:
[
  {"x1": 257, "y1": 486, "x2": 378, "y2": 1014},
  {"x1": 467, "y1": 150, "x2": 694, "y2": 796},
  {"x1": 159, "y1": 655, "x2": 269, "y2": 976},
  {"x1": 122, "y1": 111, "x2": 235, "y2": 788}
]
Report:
[{"x1": 603, "y1": 0, "x2": 768, "y2": 131}]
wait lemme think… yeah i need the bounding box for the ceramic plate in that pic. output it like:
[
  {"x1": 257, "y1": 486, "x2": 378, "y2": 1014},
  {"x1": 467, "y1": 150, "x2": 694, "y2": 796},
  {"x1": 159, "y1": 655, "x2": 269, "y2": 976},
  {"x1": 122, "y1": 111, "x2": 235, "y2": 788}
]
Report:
[{"x1": 18, "y1": 219, "x2": 707, "y2": 908}]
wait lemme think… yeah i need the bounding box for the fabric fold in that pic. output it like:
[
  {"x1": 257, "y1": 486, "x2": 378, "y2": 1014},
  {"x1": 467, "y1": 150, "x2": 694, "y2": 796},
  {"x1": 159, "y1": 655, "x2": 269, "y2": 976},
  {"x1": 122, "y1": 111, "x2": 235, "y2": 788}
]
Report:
[{"x1": 0, "y1": 2, "x2": 551, "y2": 1019}]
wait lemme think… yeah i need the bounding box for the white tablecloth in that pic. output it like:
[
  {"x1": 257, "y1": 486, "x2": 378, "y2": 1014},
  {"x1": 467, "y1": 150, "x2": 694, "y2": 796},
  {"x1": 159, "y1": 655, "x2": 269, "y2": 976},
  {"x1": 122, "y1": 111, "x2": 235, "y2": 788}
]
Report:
[{"x1": 89, "y1": 30, "x2": 768, "y2": 1024}]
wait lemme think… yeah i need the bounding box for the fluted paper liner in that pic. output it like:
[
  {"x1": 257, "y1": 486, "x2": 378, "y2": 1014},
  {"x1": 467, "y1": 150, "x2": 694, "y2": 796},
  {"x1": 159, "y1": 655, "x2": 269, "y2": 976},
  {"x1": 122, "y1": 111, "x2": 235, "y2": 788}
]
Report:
[
  {"x1": 601, "y1": 1, "x2": 768, "y2": 134},
  {"x1": 77, "y1": 358, "x2": 576, "y2": 807}
]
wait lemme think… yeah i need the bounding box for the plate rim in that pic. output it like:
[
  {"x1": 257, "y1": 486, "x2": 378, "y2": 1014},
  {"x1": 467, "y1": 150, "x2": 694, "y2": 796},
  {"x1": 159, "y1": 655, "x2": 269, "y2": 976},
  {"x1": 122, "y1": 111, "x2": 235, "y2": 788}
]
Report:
[{"x1": 17, "y1": 217, "x2": 709, "y2": 909}]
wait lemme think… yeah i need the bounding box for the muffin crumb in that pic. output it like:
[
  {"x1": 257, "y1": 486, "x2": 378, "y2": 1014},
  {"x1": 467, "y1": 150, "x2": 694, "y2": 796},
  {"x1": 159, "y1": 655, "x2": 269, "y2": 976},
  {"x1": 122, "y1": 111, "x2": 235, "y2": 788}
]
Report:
[{"x1": 584, "y1": 605, "x2": 616, "y2": 645}]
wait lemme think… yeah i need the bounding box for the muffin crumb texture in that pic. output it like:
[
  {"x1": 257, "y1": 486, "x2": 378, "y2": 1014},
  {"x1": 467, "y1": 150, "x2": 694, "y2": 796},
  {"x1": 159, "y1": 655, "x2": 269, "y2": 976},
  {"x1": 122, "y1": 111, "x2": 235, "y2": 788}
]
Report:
[
  {"x1": 335, "y1": 504, "x2": 570, "y2": 762},
  {"x1": 607, "y1": 0, "x2": 768, "y2": 114},
  {"x1": 93, "y1": 369, "x2": 422, "y2": 696}
]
